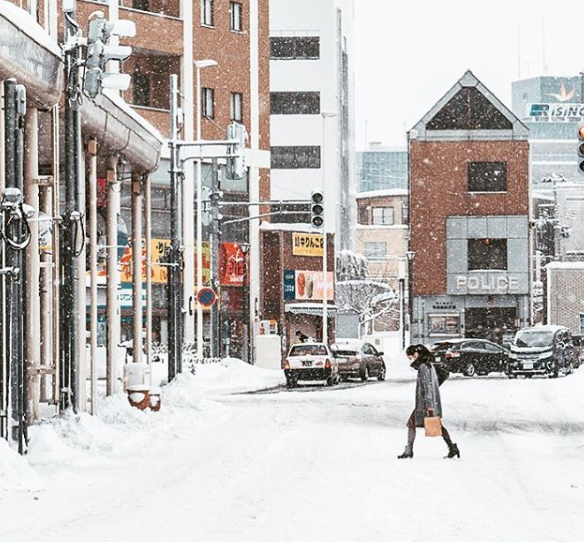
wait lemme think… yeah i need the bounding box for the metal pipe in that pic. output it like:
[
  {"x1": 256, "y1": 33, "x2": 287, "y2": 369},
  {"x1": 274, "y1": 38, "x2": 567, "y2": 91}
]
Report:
[
  {"x1": 106, "y1": 156, "x2": 120, "y2": 395},
  {"x1": 131, "y1": 170, "x2": 143, "y2": 365},
  {"x1": 144, "y1": 173, "x2": 152, "y2": 368},
  {"x1": 196, "y1": 65, "x2": 204, "y2": 360},
  {"x1": 24, "y1": 106, "x2": 40, "y2": 422},
  {"x1": 87, "y1": 140, "x2": 98, "y2": 415}
]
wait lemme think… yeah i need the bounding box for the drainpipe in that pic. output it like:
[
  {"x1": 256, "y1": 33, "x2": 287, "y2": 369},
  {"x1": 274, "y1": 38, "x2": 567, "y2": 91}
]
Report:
[
  {"x1": 87, "y1": 139, "x2": 98, "y2": 414},
  {"x1": 131, "y1": 170, "x2": 143, "y2": 365}
]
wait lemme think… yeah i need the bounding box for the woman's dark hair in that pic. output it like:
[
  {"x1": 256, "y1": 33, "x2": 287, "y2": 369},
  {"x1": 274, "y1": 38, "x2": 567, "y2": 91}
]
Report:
[{"x1": 405, "y1": 344, "x2": 432, "y2": 357}]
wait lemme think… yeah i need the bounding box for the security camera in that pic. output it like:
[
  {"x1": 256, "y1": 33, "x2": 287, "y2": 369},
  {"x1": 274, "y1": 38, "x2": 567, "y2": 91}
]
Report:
[{"x1": 21, "y1": 204, "x2": 35, "y2": 219}]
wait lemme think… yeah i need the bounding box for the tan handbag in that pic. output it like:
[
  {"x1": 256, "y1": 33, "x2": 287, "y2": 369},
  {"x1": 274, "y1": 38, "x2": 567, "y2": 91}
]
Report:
[{"x1": 424, "y1": 414, "x2": 442, "y2": 437}]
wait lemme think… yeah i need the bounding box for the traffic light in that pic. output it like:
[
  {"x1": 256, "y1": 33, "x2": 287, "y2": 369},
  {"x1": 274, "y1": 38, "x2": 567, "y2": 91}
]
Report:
[
  {"x1": 226, "y1": 122, "x2": 248, "y2": 180},
  {"x1": 84, "y1": 11, "x2": 135, "y2": 98},
  {"x1": 310, "y1": 189, "x2": 324, "y2": 228},
  {"x1": 578, "y1": 124, "x2": 584, "y2": 175}
]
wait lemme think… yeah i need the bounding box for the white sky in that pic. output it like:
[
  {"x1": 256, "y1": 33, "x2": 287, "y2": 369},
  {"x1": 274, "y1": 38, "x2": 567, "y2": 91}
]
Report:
[{"x1": 354, "y1": 0, "x2": 584, "y2": 150}]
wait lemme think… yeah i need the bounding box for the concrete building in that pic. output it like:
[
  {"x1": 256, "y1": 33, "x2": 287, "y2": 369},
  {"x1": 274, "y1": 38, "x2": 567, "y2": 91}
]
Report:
[
  {"x1": 269, "y1": 0, "x2": 355, "y2": 251},
  {"x1": 546, "y1": 262, "x2": 584, "y2": 336},
  {"x1": 409, "y1": 71, "x2": 531, "y2": 345},
  {"x1": 356, "y1": 144, "x2": 408, "y2": 193}
]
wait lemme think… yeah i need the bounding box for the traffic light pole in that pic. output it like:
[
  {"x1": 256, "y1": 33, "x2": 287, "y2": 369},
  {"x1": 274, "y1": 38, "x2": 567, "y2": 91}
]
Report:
[{"x1": 61, "y1": 6, "x2": 84, "y2": 412}]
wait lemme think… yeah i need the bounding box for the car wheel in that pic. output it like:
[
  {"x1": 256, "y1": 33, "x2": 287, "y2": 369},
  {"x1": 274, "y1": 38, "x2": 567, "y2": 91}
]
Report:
[
  {"x1": 286, "y1": 377, "x2": 297, "y2": 389},
  {"x1": 464, "y1": 362, "x2": 476, "y2": 377},
  {"x1": 524, "y1": 374, "x2": 533, "y2": 379},
  {"x1": 377, "y1": 364, "x2": 386, "y2": 381},
  {"x1": 507, "y1": 372, "x2": 517, "y2": 379},
  {"x1": 549, "y1": 365, "x2": 559, "y2": 378},
  {"x1": 340, "y1": 375, "x2": 348, "y2": 382}
]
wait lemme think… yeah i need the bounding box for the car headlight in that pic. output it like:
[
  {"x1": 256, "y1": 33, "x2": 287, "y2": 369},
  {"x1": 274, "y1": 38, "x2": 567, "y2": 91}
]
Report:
[
  {"x1": 538, "y1": 353, "x2": 552, "y2": 360},
  {"x1": 508, "y1": 352, "x2": 518, "y2": 360}
]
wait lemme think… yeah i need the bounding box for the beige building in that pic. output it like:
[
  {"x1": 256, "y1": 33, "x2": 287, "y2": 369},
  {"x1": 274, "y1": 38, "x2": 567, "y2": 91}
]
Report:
[{"x1": 356, "y1": 189, "x2": 409, "y2": 288}]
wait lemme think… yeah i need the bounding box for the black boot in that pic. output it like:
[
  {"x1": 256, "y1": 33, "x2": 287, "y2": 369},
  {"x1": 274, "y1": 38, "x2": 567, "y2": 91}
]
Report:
[
  {"x1": 398, "y1": 446, "x2": 414, "y2": 459},
  {"x1": 445, "y1": 443, "x2": 460, "y2": 459}
]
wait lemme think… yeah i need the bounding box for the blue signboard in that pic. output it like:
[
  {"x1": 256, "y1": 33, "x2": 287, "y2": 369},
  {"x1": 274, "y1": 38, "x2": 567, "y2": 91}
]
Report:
[{"x1": 283, "y1": 270, "x2": 296, "y2": 300}]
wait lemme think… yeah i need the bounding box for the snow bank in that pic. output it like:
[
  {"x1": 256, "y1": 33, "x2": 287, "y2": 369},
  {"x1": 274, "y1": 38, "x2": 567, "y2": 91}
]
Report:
[
  {"x1": 193, "y1": 357, "x2": 285, "y2": 395},
  {"x1": 0, "y1": 438, "x2": 43, "y2": 492}
]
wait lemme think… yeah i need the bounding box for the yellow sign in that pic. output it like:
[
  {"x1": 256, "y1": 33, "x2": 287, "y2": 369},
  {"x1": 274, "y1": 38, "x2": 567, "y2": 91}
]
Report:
[{"x1": 292, "y1": 232, "x2": 324, "y2": 257}]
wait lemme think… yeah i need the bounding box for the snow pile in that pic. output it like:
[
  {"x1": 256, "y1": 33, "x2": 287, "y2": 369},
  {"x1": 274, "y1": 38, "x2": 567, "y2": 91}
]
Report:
[
  {"x1": 0, "y1": 438, "x2": 43, "y2": 492},
  {"x1": 193, "y1": 357, "x2": 285, "y2": 395}
]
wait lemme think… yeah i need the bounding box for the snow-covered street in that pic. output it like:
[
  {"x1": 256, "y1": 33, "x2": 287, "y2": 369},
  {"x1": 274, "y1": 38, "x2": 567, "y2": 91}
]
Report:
[{"x1": 1, "y1": 355, "x2": 583, "y2": 542}]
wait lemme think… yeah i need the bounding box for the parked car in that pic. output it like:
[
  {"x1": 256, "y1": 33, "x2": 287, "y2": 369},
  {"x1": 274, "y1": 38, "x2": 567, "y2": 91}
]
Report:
[
  {"x1": 430, "y1": 338, "x2": 508, "y2": 377},
  {"x1": 571, "y1": 335, "x2": 583, "y2": 369},
  {"x1": 282, "y1": 342, "x2": 340, "y2": 388},
  {"x1": 331, "y1": 339, "x2": 386, "y2": 382},
  {"x1": 507, "y1": 325, "x2": 575, "y2": 378}
]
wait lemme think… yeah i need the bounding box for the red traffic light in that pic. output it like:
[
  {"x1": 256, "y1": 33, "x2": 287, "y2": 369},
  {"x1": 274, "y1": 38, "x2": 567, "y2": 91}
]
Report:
[{"x1": 579, "y1": 125, "x2": 584, "y2": 140}]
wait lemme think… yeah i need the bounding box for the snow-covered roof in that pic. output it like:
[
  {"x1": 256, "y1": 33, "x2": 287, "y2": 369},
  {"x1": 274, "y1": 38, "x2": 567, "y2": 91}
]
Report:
[
  {"x1": 356, "y1": 189, "x2": 408, "y2": 199},
  {"x1": 0, "y1": 0, "x2": 61, "y2": 57},
  {"x1": 546, "y1": 262, "x2": 584, "y2": 270}
]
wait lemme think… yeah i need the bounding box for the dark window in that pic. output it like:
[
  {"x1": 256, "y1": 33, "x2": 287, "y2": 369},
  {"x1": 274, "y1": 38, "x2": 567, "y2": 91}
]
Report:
[
  {"x1": 364, "y1": 242, "x2": 387, "y2": 261},
  {"x1": 132, "y1": 0, "x2": 149, "y2": 11},
  {"x1": 270, "y1": 92, "x2": 320, "y2": 115},
  {"x1": 468, "y1": 161, "x2": 507, "y2": 192},
  {"x1": 202, "y1": 87, "x2": 214, "y2": 118},
  {"x1": 230, "y1": 92, "x2": 243, "y2": 122},
  {"x1": 133, "y1": 73, "x2": 150, "y2": 107},
  {"x1": 271, "y1": 146, "x2": 321, "y2": 169},
  {"x1": 427, "y1": 87, "x2": 513, "y2": 131},
  {"x1": 270, "y1": 37, "x2": 320, "y2": 60},
  {"x1": 201, "y1": 0, "x2": 213, "y2": 26},
  {"x1": 468, "y1": 239, "x2": 507, "y2": 270},
  {"x1": 230, "y1": 2, "x2": 242, "y2": 31}
]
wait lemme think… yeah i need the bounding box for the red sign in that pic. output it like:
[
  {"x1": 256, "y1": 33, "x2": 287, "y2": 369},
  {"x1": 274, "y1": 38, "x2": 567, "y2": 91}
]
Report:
[
  {"x1": 197, "y1": 287, "x2": 217, "y2": 308},
  {"x1": 219, "y1": 243, "x2": 247, "y2": 286}
]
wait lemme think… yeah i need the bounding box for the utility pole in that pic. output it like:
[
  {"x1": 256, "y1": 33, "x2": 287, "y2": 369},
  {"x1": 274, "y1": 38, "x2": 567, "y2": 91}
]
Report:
[
  {"x1": 168, "y1": 74, "x2": 183, "y2": 380},
  {"x1": 210, "y1": 159, "x2": 221, "y2": 358},
  {"x1": 61, "y1": 3, "x2": 83, "y2": 412}
]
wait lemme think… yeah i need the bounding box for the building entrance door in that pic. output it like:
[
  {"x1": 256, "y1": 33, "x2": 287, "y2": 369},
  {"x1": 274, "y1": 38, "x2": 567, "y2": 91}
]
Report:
[{"x1": 465, "y1": 307, "x2": 517, "y2": 344}]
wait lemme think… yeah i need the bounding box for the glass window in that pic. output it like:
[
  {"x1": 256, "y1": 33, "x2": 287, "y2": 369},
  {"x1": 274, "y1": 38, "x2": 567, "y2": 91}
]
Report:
[
  {"x1": 372, "y1": 207, "x2": 394, "y2": 225},
  {"x1": 271, "y1": 146, "x2": 321, "y2": 169},
  {"x1": 468, "y1": 238, "x2": 507, "y2": 270},
  {"x1": 202, "y1": 87, "x2": 214, "y2": 119},
  {"x1": 201, "y1": 0, "x2": 213, "y2": 26},
  {"x1": 133, "y1": 73, "x2": 150, "y2": 107},
  {"x1": 270, "y1": 37, "x2": 320, "y2": 60},
  {"x1": 468, "y1": 161, "x2": 507, "y2": 192},
  {"x1": 230, "y1": 92, "x2": 243, "y2": 122},
  {"x1": 230, "y1": 2, "x2": 242, "y2": 32},
  {"x1": 364, "y1": 242, "x2": 387, "y2": 261},
  {"x1": 270, "y1": 92, "x2": 320, "y2": 115},
  {"x1": 289, "y1": 344, "x2": 327, "y2": 356}
]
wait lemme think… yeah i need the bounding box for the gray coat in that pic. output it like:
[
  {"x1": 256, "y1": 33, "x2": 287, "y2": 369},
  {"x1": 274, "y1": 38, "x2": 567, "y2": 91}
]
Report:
[{"x1": 413, "y1": 362, "x2": 442, "y2": 427}]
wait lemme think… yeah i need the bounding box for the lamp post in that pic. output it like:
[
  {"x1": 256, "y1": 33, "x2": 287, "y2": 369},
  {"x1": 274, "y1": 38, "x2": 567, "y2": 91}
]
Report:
[
  {"x1": 321, "y1": 111, "x2": 337, "y2": 345},
  {"x1": 195, "y1": 59, "x2": 217, "y2": 360},
  {"x1": 239, "y1": 242, "x2": 250, "y2": 362},
  {"x1": 398, "y1": 257, "x2": 406, "y2": 350},
  {"x1": 405, "y1": 250, "x2": 416, "y2": 344}
]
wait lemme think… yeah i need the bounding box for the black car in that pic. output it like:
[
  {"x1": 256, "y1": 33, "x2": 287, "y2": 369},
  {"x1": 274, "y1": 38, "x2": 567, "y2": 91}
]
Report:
[{"x1": 431, "y1": 338, "x2": 508, "y2": 377}]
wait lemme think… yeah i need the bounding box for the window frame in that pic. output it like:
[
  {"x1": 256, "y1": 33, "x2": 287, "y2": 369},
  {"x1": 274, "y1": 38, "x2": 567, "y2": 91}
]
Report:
[
  {"x1": 201, "y1": 87, "x2": 215, "y2": 119},
  {"x1": 371, "y1": 207, "x2": 395, "y2": 226},
  {"x1": 270, "y1": 146, "x2": 321, "y2": 169},
  {"x1": 364, "y1": 241, "x2": 387, "y2": 262},
  {"x1": 132, "y1": 72, "x2": 150, "y2": 107},
  {"x1": 270, "y1": 91, "x2": 321, "y2": 115},
  {"x1": 200, "y1": 0, "x2": 214, "y2": 27},
  {"x1": 270, "y1": 36, "x2": 320, "y2": 60},
  {"x1": 229, "y1": 1, "x2": 242, "y2": 32},
  {"x1": 230, "y1": 92, "x2": 243, "y2": 122}
]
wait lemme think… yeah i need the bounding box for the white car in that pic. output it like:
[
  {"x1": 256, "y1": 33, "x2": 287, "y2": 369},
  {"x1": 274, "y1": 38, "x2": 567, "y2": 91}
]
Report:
[{"x1": 282, "y1": 342, "x2": 340, "y2": 388}]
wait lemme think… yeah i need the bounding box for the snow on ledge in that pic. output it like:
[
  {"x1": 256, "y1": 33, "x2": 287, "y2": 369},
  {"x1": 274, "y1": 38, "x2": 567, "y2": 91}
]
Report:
[{"x1": 0, "y1": 1, "x2": 61, "y2": 57}]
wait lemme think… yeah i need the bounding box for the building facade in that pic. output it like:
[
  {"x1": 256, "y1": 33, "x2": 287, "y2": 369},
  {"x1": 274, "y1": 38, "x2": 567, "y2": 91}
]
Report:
[
  {"x1": 269, "y1": 0, "x2": 355, "y2": 251},
  {"x1": 356, "y1": 144, "x2": 408, "y2": 193},
  {"x1": 409, "y1": 71, "x2": 531, "y2": 345}
]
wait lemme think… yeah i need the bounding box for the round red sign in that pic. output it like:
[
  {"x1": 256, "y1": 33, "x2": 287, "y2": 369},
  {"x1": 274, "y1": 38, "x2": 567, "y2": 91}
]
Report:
[{"x1": 197, "y1": 287, "x2": 217, "y2": 308}]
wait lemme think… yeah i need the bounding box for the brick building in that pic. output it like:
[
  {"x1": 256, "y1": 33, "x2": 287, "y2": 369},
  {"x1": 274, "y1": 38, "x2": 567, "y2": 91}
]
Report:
[{"x1": 409, "y1": 71, "x2": 531, "y2": 345}]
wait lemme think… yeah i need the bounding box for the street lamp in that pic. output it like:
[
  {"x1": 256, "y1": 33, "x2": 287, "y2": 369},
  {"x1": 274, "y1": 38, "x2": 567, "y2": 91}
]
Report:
[
  {"x1": 195, "y1": 59, "x2": 218, "y2": 360},
  {"x1": 239, "y1": 242, "x2": 250, "y2": 362},
  {"x1": 321, "y1": 111, "x2": 337, "y2": 345},
  {"x1": 405, "y1": 250, "x2": 416, "y2": 344}
]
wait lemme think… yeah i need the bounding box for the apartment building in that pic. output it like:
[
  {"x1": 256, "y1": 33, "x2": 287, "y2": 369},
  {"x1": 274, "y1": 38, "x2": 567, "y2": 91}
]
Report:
[{"x1": 269, "y1": 0, "x2": 355, "y2": 251}]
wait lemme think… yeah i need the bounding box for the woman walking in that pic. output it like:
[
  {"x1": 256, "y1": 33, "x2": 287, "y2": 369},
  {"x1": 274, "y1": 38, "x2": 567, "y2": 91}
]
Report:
[{"x1": 398, "y1": 344, "x2": 460, "y2": 459}]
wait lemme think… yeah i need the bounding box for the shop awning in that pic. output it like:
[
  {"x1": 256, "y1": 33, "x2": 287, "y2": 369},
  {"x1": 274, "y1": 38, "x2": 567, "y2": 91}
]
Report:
[{"x1": 285, "y1": 303, "x2": 338, "y2": 318}]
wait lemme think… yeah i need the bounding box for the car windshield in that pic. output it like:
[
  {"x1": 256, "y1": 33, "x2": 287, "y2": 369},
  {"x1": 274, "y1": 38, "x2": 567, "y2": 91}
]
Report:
[
  {"x1": 514, "y1": 330, "x2": 554, "y2": 348},
  {"x1": 289, "y1": 345, "x2": 327, "y2": 356}
]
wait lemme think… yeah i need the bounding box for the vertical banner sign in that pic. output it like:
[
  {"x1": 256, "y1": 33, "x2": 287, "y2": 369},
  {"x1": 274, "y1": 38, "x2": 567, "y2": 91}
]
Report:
[{"x1": 283, "y1": 270, "x2": 296, "y2": 300}]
